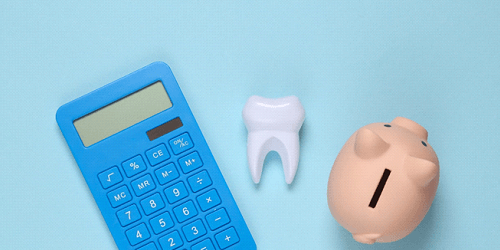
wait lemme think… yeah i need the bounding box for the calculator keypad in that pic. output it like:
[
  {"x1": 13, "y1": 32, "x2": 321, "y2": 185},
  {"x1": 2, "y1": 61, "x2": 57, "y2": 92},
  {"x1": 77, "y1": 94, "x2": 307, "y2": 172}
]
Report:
[{"x1": 97, "y1": 132, "x2": 249, "y2": 249}]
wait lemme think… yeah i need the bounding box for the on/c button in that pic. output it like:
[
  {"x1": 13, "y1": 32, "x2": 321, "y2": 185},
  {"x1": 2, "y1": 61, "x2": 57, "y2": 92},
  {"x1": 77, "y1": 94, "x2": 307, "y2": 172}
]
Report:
[{"x1": 146, "y1": 144, "x2": 170, "y2": 166}]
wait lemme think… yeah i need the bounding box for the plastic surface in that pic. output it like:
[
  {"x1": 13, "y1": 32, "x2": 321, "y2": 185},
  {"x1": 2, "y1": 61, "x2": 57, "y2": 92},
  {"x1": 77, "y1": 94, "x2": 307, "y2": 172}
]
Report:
[
  {"x1": 327, "y1": 117, "x2": 439, "y2": 244},
  {"x1": 56, "y1": 62, "x2": 256, "y2": 250},
  {"x1": 242, "y1": 95, "x2": 305, "y2": 184}
]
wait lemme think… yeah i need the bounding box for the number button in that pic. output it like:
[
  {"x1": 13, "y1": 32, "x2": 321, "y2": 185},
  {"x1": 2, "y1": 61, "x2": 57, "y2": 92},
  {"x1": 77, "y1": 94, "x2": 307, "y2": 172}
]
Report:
[
  {"x1": 98, "y1": 166, "x2": 123, "y2": 189},
  {"x1": 125, "y1": 223, "x2": 150, "y2": 246},
  {"x1": 173, "y1": 200, "x2": 198, "y2": 223},
  {"x1": 158, "y1": 231, "x2": 183, "y2": 250},
  {"x1": 140, "y1": 193, "x2": 165, "y2": 215},
  {"x1": 164, "y1": 182, "x2": 189, "y2": 204},
  {"x1": 116, "y1": 204, "x2": 141, "y2": 226},
  {"x1": 196, "y1": 189, "x2": 221, "y2": 211},
  {"x1": 181, "y1": 219, "x2": 206, "y2": 242},
  {"x1": 137, "y1": 242, "x2": 157, "y2": 250},
  {"x1": 107, "y1": 185, "x2": 132, "y2": 208},
  {"x1": 122, "y1": 155, "x2": 147, "y2": 177},
  {"x1": 191, "y1": 238, "x2": 216, "y2": 250},
  {"x1": 155, "y1": 163, "x2": 179, "y2": 185},
  {"x1": 206, "y1": 208, "x2": 230, "y2": 230},
  {"x1": 215, "y1": 227, "x2": 240, "y2": 249},
  {"x1": 178, "y1": 152, "x2": 203, "y2": 173},
  {"x1": 187, "y1": 171, "x2": 212, "y2": 193},
  {"x1": 149, "y1": 211, "x2": 174, "y2": 234},
  {"x1": 131, "y1": 174, "x2": 156, "y2": 196},
  {"x1": 169, "y1": 133, "x2": 194, "y2": 155},
  {"x1": 145, "y1": 144, "x2": 170, "y2": 166}
]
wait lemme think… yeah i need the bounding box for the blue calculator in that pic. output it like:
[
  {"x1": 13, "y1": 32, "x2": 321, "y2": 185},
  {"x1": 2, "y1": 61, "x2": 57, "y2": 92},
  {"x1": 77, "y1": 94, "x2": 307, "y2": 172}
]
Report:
[{"x1": 56, "y1": 62, "x2": 256, "y2": 250}]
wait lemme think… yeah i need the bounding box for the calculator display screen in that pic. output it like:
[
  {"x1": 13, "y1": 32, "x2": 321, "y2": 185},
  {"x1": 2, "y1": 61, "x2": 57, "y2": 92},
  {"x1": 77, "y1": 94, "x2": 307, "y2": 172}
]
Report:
[{"x1": 74, "y1": 81, "x2": 172, "y2": 147}]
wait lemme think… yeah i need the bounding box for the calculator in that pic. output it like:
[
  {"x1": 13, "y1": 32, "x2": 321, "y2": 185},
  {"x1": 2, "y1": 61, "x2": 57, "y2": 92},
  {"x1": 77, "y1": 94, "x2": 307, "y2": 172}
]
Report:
[{"x1": 56, "y1": 62, "x2": 256, "y2": 250}]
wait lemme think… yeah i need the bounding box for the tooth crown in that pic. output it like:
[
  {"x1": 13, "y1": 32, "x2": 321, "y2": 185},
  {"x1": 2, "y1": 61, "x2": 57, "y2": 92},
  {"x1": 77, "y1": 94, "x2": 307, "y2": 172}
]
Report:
[
  {"x1": 242, "y1": 95, "x2": 305, "y2": 184},
  {"x1": 243, "y1": 96, "x2": 305, "y2": 132}
]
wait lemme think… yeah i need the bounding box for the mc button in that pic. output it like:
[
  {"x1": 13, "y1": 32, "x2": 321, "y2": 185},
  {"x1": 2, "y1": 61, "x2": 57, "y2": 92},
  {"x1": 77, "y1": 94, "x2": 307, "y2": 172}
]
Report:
[{"x1": 107, "y1": 186, "x2": 132, "y2": 207}]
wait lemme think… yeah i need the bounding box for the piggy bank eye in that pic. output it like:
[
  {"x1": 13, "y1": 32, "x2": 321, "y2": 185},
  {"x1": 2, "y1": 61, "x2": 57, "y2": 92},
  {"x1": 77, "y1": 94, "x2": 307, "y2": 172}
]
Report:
[
  {"x1": 421, "y1": 141, "x2": 427, "y2": 147},
  {"x1": 384, "y1": 124, "x2": 391, "y2": 127}
]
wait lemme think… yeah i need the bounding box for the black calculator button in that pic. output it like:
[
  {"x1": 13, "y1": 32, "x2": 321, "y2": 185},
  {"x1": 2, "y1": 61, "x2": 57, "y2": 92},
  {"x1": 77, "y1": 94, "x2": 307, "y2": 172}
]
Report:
[{"x1": 178, "y1": 152, "x2": 203, "y2": 173}]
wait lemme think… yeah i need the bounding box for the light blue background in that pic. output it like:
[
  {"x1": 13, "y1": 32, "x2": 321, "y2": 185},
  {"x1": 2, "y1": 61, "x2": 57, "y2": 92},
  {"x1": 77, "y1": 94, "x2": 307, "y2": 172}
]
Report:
[{"x1": 1, "y1": 1, "x2": 499, "y2": 249}]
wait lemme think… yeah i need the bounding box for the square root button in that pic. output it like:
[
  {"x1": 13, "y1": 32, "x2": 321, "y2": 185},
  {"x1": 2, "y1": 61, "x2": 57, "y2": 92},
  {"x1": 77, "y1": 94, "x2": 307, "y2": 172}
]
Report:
[{"x1": 98, "y1": 166, "x2": 123, "y2": 189}]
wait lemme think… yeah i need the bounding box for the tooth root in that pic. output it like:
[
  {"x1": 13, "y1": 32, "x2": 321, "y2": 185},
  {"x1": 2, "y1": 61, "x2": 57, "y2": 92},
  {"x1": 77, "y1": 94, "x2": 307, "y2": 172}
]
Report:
[{"x1": 243, "y1": 96, "x2": 305, "y2": 184}]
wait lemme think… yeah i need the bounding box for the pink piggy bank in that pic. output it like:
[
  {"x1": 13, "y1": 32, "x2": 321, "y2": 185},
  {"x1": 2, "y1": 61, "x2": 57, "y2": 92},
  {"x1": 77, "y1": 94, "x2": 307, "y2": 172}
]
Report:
[{"x1": 327, "y1": 117, "x2": 439, "y2": 244}]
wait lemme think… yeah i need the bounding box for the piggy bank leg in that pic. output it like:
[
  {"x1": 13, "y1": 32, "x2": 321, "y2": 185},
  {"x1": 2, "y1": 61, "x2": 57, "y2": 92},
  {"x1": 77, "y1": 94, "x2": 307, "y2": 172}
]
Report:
[{"x1": 352, "y1": 233, "x2": 382, "y2": 244}]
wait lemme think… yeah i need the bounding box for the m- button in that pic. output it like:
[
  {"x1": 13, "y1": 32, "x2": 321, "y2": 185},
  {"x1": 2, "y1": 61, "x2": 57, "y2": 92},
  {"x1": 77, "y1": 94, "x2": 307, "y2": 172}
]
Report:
[{"x1": 146, "y1": 144, "x2": 170, "y2": 166}]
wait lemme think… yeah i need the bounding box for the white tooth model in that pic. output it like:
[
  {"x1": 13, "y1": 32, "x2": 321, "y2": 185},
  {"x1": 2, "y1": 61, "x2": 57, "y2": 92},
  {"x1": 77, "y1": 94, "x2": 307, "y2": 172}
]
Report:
[{"x1": 242, "y1": 96, "x2": 305, "y2": 184}]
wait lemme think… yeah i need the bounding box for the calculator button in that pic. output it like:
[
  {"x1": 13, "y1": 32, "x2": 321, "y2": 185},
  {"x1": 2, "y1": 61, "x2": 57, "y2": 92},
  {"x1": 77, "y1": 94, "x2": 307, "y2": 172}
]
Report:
[
  {"x1": 155, "y1": 163, "x2": 179, "y2": 185},
  {"x1": 187, "y1": 171, "x2": 212, "y2": 193},
  {"x1": 145, "y1": 144, "x2": 170, "y2": 166},
  {"x1": 182, "y1": 219, "x2": 206, "y2": 242},
  {"x1": 173, "y1": 200, "x2": 198, "y2": 223},
  {"x1": 140, "y1": 193, "x2": 165, "y2": 215},
  {"x1": 116, "y1": 204, "x2": 141, "y2": 226},
  {"x1": 107, "y1": 186, "x2": 132, "y2": 207},
  {"x1": 196, "y1": 189, "x2": 221, "y2": 211},
  {"x1": 169, "y1": 133, "x2": 194, "y2": 155},
  {"x1": 137, "y1": 242, "x2": 157, "y2": 250},
  {"x1": 125, "y1": 223, "x2": 150, "y2": 246},
  {"x1": 131, "y1": 174, "x2": 156, "y2": 196},
  {"x1": 158, "y1": 231, "x2": 183, "y2": 250},
  {"x1": 164, "y1": 182, "x2": 189, "y2": 204},
  {"x1": 178, "y1": 152, "x2": 203, "y2": 173},
  {"x1": 122, "y1": 155, "x2": 147, "y2": 177},
  {"x1": 206, "y1": 208, "x2": 230, "y2": 230},
  {"x1": 191, "y1": 239, "x2": 215, "y2": 250},
  {"x1": 98, "y1": 166, "x2": 123, "y2": 189},
  {"x1": 149, "y1": 211, "x2": 174, "y2": 234},
  {"x1": 215, "y1": 227, "x2": 240, "y2": 249}
]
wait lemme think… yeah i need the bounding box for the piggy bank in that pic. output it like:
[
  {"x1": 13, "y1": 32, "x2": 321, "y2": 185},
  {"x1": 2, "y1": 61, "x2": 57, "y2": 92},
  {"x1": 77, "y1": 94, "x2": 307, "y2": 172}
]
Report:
[{"x1": 327, "y1": 117, "x2": 439, "y2": 244}]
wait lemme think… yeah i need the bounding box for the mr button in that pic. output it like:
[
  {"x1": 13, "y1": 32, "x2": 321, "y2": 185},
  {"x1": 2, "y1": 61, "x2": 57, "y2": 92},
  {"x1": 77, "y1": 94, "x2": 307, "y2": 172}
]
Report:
[{"x1": 146, "y1": 144, "x2": 170, "y2": 166}]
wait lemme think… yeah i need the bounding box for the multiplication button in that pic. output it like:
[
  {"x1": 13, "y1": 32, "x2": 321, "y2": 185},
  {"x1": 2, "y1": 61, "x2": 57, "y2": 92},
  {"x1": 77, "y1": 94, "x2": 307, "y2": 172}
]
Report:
[
  {"x1": 196, "y1": 189, "x2": 221, "y2": 211},
  {"x1": 169, "y1": 133, "x2": 194, "y2": 155},
  {"x1": 98, "y1": 166, "x2": 123, "y2": 189},
  {"x1": 215, "y1": 227, "x2": 240, "y2": 249}
]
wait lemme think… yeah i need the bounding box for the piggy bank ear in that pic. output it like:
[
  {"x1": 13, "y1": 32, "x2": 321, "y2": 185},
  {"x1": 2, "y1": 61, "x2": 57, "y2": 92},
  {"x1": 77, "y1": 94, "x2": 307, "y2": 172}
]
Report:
[
  {"x1": 391, "y1": 117, "x2": 428, "y2": 140},
  {"x1": 354, "y1": 128, "x2": 390, "y2": 159},
  {"x1": 405, "y1": 155, "x2": 438, "y2": 187}
]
